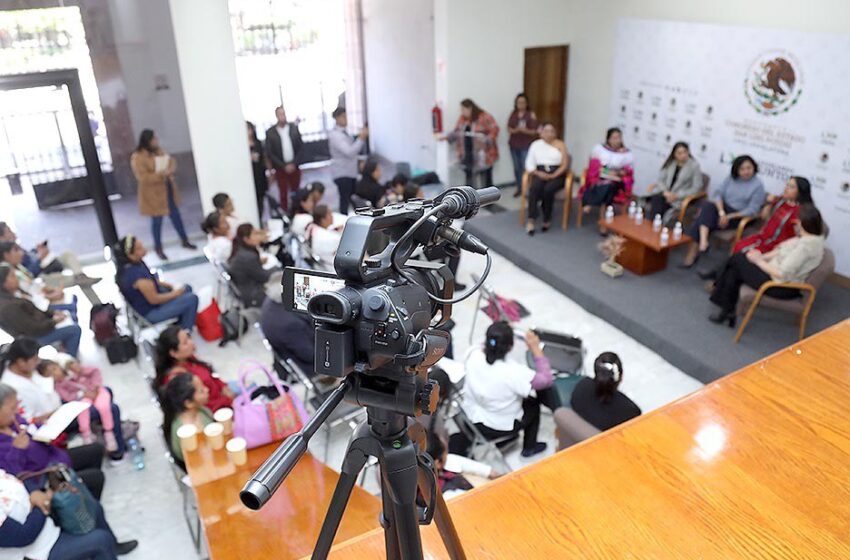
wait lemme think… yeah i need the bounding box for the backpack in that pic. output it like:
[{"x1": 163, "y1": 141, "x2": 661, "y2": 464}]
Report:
[
  {"x1": 104, "y1": 336, "x2": 138, "y2": 364},
  {"x1": 90, "y1": 304, "x2": 119, "y2": 346},
  {"x1": 219, "y1": 308, "x2": 249, "y2": 347}
]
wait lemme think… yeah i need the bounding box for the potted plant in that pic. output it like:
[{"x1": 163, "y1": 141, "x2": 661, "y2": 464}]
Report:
[{"x1": 598, "y1": 235, "x2": 625, "y2": 278}]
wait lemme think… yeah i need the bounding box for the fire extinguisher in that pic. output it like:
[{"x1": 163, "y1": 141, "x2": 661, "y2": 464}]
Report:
[{"x1": 431, "y1": 104, "x2": 443, "y2": 133}]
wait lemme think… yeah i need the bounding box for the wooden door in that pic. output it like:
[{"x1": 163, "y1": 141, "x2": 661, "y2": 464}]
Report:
[{"x1": 524, "y1": 46, "x2": 569, "y2": 137}]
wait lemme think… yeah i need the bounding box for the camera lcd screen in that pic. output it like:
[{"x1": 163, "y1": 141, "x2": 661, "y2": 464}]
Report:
[{"x1": 291, "y1": 270, "x2": 346, "y2": 312}]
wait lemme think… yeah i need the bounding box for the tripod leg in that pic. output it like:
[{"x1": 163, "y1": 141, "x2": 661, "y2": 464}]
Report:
[
  {"x1": 381, "y1": 448, "x2": 423, "y2": 560},
  {"x1": 424, "y1": 472, "x2": 466, "y2": 560},
  {"x1": 380, "y1": 475, "x2": 401, "y2": 560},
  {"x1": 312, "y1": 446, "x2": 370, "y2": 559}
]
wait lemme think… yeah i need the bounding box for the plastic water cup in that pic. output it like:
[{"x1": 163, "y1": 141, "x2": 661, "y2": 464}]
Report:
[
  {"x1": 204, "y1": 422, "x2": 225, "y2": 450},
  {"x1": 176, "y1": 424, "x2": 198, "y2": 452},
  {"x1": 213, "y1": 408, "x2": 234, "y2": 435},
  {"x1": 226, "y1": 437, "x2": 248, "y2": 466}
]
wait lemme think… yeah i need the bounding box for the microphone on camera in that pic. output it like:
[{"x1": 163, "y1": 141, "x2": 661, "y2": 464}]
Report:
[
  {"x1": 438, "y1": 186, "x2": 501, "y2": 219},
  {"x1": 435, "y1": 225, "x2": 488, "y2": 255}
]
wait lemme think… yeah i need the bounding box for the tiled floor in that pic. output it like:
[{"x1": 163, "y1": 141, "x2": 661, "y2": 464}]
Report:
[{"x1": 59, "y1": 202, "x2": 702, "y2": 559}]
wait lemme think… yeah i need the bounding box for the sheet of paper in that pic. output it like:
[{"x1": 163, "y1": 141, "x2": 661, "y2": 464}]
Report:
[
  {"x1": 154, "y1": 155, "x2": 170, "y2": 174},
  {"x1": 32, "y1": 401, "x2": 90, "y2": 443}
]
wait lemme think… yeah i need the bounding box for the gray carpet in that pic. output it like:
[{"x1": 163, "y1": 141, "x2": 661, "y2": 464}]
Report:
[{"x1": 466, "y1": 204, "x2": 850, "y2": 383}]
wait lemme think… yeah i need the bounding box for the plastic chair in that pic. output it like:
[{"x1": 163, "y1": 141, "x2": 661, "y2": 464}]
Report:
[
  {"x1": 518, "y1": 170, "x2": 575, "y2": 229},
  {"x1": 734, "y1": 248, "x2": 835, "y2": 343}
]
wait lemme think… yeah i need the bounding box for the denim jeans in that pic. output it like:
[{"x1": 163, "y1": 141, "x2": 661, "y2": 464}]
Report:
[
  {"x1": 144, "y1": 287, "x2": 198, "y2": 330},
  {"x1": 37, "y1": 325, "x2": 82, "y2": 357},
  {"x1": 48, "y1": 502, "x2": 117, "y2": 560},
  {"x1": 510, "y1": 147, "x2": 529, "y2": 191},
  {"x1": 151, "y1": 181, "x2": 188, "y2": 249}
]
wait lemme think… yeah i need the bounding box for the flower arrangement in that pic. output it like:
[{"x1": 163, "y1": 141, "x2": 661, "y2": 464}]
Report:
[{"x1": 598, "y1": 235, "x2": 625, "y2": 277}]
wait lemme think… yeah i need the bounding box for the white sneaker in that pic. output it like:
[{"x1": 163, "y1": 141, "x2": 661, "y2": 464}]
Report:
[{"x1": 103, "y1": 431, "x2": 118, "y2": 453}]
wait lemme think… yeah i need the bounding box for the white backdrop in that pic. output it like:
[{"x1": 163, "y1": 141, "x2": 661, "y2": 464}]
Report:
[{"x1": 610, "y1": 18, "x2": 850, "y2": 275}]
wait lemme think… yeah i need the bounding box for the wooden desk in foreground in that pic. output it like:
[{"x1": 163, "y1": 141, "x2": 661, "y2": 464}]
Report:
[
  {"x1": 331, "y1": 319, "x2": 850, "y2": 558},
  {"x1": 184, "y1": 442, "x2": 381, "y2": 559}
]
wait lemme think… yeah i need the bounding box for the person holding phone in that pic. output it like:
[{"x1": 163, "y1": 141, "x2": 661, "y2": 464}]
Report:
[{"x1": 458, "y1": 321, "x2": 557, "y2": 458}]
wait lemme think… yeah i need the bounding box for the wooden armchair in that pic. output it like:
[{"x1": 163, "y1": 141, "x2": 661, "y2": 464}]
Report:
[
  {"x1": 575, "y1": 169, "x2": 633, "y2": 228},
  {"x1": 675, "y1": 172, "x2": 711, "y2": 225},
  {"x1": 712, "y1": 198, "x2": 772, "y2": 254},
  {"x1": 518, "y1": 169, "x2": 575, "y2": 229},
  {"x1": 734, "y1": 248, "x2": 835, "y2": 343}
]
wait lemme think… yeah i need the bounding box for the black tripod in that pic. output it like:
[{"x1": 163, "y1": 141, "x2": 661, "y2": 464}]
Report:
[{"x1": 241, "y1": 371, "x2": 466, "y2": 560}]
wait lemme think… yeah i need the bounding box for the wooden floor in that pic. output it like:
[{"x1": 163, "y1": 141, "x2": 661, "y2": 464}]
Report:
[{"x1": 330, "y1": 319, "x2": 850, "y2": 559}]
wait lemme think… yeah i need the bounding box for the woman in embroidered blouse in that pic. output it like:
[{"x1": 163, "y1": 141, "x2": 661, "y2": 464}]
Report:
[
  {"x1": 441, "y1": 98, "x2": 500, "y2": 188},
  {"x1": 579, "y1": 127, "x2": 635, "y2": 231}
]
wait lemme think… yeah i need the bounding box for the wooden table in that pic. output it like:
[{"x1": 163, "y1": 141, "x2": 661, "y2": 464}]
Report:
[
  {"x1": 330, "y1": 320, "x2": 850, "y2": 558},
  {"x1": 184, "y1": 440, "x2": 381, "y2": 559},
  {"x1": 600, "y1": 214, "x2": 691, "y2": 275}
]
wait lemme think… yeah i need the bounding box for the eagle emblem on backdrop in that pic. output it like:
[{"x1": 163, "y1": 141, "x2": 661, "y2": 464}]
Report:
[{"x1": 744, "y1": 51, "x2": 803, "y2": 116}]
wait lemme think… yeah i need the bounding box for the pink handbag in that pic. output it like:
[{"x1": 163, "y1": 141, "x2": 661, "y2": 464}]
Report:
[{"x1": 232, "y1": 360, "x2": 308, "y2": 449}]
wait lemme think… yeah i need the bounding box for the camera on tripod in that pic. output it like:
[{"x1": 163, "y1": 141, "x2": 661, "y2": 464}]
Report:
[{"x1": 242, "y1": 185, "x2": 500, "y2": 560}]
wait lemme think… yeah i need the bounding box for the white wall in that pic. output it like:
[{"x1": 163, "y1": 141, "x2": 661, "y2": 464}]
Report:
[
  {"x1": 432, "y1": 0, "x2": 850, "y2": 186},
  {"x1": 107, "y1": 0, "x2": 192, "y2": 153},
  {"x1": 361, "y1": 0, "x2": 436, "y2": 173},
  {"x1": 168, "y1": 0, "x2": 257, "y2": 223}
]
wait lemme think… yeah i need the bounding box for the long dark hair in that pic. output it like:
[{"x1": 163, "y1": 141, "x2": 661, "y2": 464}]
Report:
[
  {"x1": 161, "y1": 372, "x2": 197, "y2": 454},
  {"x1": 112, "y1": 234, "x2": 138, "y2": 283},
  {"x1": 798, "y1": 203, "x2": 824, "y2": 236},
  {"x1": 661, "y1": 141, "x2": 690, "y2": 170},
  {"x1": 230, "y1": 223, "x2": 258, "y2": 261},
  {"x1": 0, "y1": 264, "x2": 14, "y2": 293},
  {"x1": 460, "y1": 98, "x2": 483, "y2": 122},
  {"x1": 290, "y1": 189, "x2": 312, "y2": 219},
  {"x1": 791, "y1": 176, "x2": 813, "y2": 204},
  {"x1": 246, "y1": 121, "x2": 259, "y2": 143},
  {"x1": 513, "y1": 92, "x2": 531, "y2": 112},
  {"x1": 153, "y1": 325, "x2": 214, "y2": 392},
  {"x1": 593, "y1": 352, "x2": 623, "y2": 404},
  {"x1": 484, "y1": 321, "x2": 514, "y2": 365},
  {"x1": 730, "y1": 155, "x2": 758, "y2": 179},
  {"x1": 361, "y1": 157, "x2": 380, "y2": 182},
  {"x1": 136, "y1": 129, "x2": 156, "y2": 153},
  {"x1": 0, "y1": 337, "x2": 40, "y2": 374}
]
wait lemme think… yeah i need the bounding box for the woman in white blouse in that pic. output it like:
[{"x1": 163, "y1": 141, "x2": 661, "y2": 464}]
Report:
[
  {"x1": 524, "y1": 122, "x2": 570, "y2": 235},
  {"x1": 201, "y1": 211, "x2": 232, "y2": 264}
]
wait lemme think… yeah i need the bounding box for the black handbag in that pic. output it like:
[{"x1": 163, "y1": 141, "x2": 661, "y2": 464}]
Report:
[{"x1": 105, "y1": 335, "x2": 138, "y2": 364}]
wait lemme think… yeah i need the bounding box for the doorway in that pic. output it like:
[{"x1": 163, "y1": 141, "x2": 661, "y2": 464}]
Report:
[{"x1": 523, "y1": 46, "x2": 569, "y2": 137}]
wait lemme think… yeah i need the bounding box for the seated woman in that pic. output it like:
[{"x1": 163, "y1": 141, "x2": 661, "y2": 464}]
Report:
[
  {"x1": 228, "y1": 223, "x2": 274, "y2": 308},
  {"x1": 0, "y1": 468, "x2": 137, "y2": 560},
  {"x1": 163, "y1": 372, "x2": 212, "y2": 464},
  {"x1": 708, "y1": 204, "x2": 825, "y2": 327},
  {"x1": 355, "y1": 157, "x2": 387, "y2": 208},
  {"x1": 201, "y1": 210, "x2": 232, "y2": 264},
  {"x1": 153, "y1": 326, "x2": 234, "y2": 411},
  {"x1": 115, "y1": 235, "x2": 199, "y2": 330},
  {"x1": 403, "y1": 183, "x2": 425, "y2": 202},
  {"x1": 212, "y1": 192, "x2": 243, "y2": 237},
  {"x1": 427, "y1": 432, "x2": 496, "y2": 499},
  {"x1": 699, "y1": 176, "x2": 813, "y2": 280},
  {"x1": 579, "y1": 127, "x2": 634, "y2": 231},
  {"x1": 681, "y1": 155, "x2": 766, "y2": 268},
  {"x1": 260, "y1": 297, "x2": 315, "y2": 376},
  {"x1": 0, "y1": 265, "x2": 81, "y2": 357},
  {"x1": 523, "y1": 122, "x2": 570, "y2": 235},
  {"x1": 461, "y1": 322, "x2": 556, "y2": 458},
  {"x1": 0, "y1": 241, "x2": 78, "y2": 324},
  {"x1": 645, "y1": 141, "x2": 703, "y2": 224},
  {"x1": 0, "y1": 377, "x2": 107, "y2": 501},
  {"x1": 305, "y1": 205, "x2": 343, "y2": 267},
  {"x1": 289, "y1": 188, "x2": 316, "y2": 237},
  {"x1": 570, "y1": 352, "x2": 641, "y2": 431},
  {"x1": 37, "y1": 358, "x2": 122, "y2": 456}
]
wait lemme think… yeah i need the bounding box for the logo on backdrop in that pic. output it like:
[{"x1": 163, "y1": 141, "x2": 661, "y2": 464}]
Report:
[{"x1": 744, "y1": 50, "x2": 803, "y2": 116}]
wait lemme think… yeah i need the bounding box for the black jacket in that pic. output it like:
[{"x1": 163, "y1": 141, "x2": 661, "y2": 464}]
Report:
[
  {"x1": 227, "y1": 246, "x2": 273, "y2": 308},
  {"x1": 264, "y1": 123, "x2": 304, "y2": 168},
  {"x1": 260, "y1": 298, "x2": 315, "y2": 375},
  {"x1": 0, "y1": 291, "x2": 55, "y2": 337},
  {"x1": 355, "y1": 177, "x2": 385, "y2": 207}
]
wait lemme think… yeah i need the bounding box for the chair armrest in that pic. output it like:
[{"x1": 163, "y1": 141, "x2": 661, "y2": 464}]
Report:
[
  {"x1": 678, "y1": 191, "x2": 707, "y2": 223},
  {"x1": 564, "y1": 170, "x2": 574, "y2": 196},
  {"x1": 522, "y1": 171, "x2": 530, "y2": 195},
  {"x1": 734, "y1": 216, "x2": 757, "y2": 244}
]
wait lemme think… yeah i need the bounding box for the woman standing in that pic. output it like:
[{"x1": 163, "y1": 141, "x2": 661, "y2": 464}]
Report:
[
  {"x1": 131, "y1": 129, "x2": 196, "y2": 261},
  {"x1": 441, "y1": 99, "x2": 500, "y2": 188},
  {"x1": 524, "y1": 122, "x2": 570, "y2": 235},
  {"x1": 681, "y1": 155, "x2": 766, "y2": 268},
  {"x1": 579, "y1": 128, "x2": 635, "y2": 231},
  {"x1": 507, "y1": 93, "x2": 539, "y2": 197},
  {"x1": 708, "y1": 204, "x2": 825, "y2": 326},
  {"x1": 645, "y1": 142, "x2": 703, "y2": 224},
  {"x1": 247, "y1": 121, "x2": 269, "y2": 220}
]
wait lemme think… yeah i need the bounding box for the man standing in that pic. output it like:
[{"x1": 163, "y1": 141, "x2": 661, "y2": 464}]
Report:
[
  {"x1": 265, "y1": 106, "x2": 303, "y2": 213},
  {"x1": 327, "y1": 107, "x2": 368, "y2": 214}
]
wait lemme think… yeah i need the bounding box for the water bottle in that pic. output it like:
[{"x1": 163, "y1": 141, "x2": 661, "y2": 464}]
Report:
[
  {"x1": 628, "y1": 201, "x2": 637, "y2": 219},
  {"x1": 635, "y1": 207, "x2": 644, "y2": 225},
  {"x1": 673, "y1": 221, "x2": 683, "y2": 241},
  {"x1": 605, "y1": 205, "x2": 614, "y2": 224},
  {"x1": 652, "y1": 214, "x2": 663, "y2": 232},
  {"x1": 128, "y1": 437, "x2": 145, "y2": 470},
  {"x1": 660, "y1": 227, "x2": 670, "y2": 246}
]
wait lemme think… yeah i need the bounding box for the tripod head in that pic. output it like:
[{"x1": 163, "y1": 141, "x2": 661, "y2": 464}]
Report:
[{"x1": 240, "y1": 185, "x2": 500, "y2": 515}]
